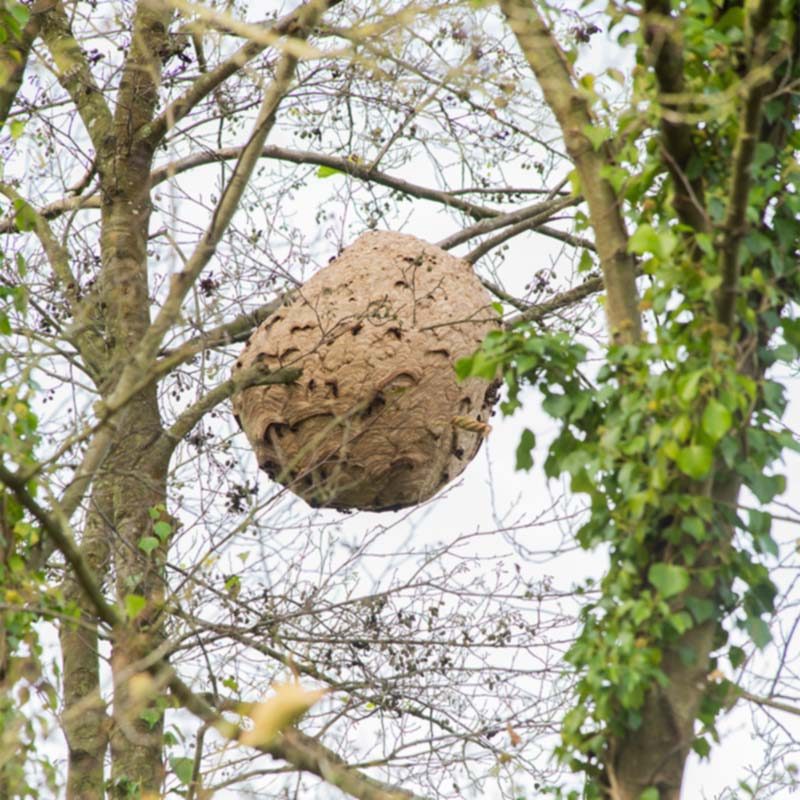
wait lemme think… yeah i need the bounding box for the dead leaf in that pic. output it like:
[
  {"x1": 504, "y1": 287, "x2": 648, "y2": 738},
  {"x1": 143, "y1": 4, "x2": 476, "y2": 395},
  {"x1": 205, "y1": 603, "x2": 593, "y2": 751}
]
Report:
[{"x1": 239, "y1": 682, "x2": 327, "y2": 747}]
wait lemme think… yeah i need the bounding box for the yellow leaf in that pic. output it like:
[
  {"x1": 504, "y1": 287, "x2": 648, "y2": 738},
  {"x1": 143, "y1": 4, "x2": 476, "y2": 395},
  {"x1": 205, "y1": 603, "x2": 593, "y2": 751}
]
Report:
[
  {"x1": 240, "y1": 682, "x2": 327, "y2": 747},
  {"x1": 129, "y1": 672, "x2": 155, "y2": 704},
  {"x1": 506, "y1": 723, "x2": 522, "y2": 747}
]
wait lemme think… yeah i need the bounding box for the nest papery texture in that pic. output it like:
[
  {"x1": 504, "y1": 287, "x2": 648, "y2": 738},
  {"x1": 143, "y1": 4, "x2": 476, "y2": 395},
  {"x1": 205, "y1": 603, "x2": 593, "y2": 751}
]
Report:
[{"x1": 231, "y1": 231, "x2": 500, "y2": 511}]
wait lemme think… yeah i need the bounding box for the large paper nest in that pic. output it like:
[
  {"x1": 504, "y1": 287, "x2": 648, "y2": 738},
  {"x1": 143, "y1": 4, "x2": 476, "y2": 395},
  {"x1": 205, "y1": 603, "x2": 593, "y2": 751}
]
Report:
[{"x1": 231, "y1": 231, "x2": 500, "y2": 511}]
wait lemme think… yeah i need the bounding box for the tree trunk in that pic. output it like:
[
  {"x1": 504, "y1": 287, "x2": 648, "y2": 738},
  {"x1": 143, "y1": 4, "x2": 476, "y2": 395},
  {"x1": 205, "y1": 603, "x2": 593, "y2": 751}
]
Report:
[
  {"x1": 608, "y1": 621, "x2": 716, "y2": 798},
  {"x1": 60, "y1": 483, "x2": 113, "y2": 800},
  {"x1": 100, "y1": 189, "x2": 168, "y2": 798}
]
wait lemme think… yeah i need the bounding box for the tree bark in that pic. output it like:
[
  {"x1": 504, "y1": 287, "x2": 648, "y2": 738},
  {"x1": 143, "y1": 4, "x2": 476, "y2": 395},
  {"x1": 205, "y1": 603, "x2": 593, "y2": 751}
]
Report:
[
  {"x1": 95, "y1": 2, "x2": 172, "y2": 794},
  {"x1": 60, "y1": 483, "x2": 113, "y2": 800}
]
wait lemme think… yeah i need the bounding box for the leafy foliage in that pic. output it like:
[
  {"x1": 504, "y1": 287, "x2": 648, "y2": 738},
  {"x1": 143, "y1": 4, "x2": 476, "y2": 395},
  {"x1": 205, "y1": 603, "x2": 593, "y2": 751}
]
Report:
[{"x1": 460, "y1": 0, "x2": 800, "y2": 791}]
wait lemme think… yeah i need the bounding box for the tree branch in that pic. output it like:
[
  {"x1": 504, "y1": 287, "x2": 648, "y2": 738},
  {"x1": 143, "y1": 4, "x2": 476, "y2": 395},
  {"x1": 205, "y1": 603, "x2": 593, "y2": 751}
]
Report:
[
  {"x1": 500, "y1": 0, "x2": 642, "y2": 344},
  {"x1": 127, "y1": 3, "x2": 324, "y2": 370},
  {"x1": 37, "y1": 0, "x2": 113, "y2": 150},
  {"x1": 114, "y1": 0, "x2": 173, "y2": 148},
  {"x1": 715, "y1": 0, "x2": 781, "y2": 328},
  {"x1": 155, "y1": 297, "x2": 284, "y2": 362},
  {"x1": 437, "y1": 194, "x2": 578, "y2": 251},
  {"x1": 0, "y1": 191, "x2": 100, "y2": 235},
  {"x1": 166, "y1": 671, "x2": 430, "y2": 800},
  {"x1": 0, "y1": 183, "x2": 105, "y2": 376},
  {"x1": 149, "y1": 145, "x2": 499, "y2": 219},
  {"x1": 732, "y1": 686, "x2": 800, "y2": 719},
  {"x1": 0, "y1": 463, "x2": 120, "y2": 627},
  {"x1": 159, "y1": 364, "x2": 301, "y2": 453},
  {"x1": 141, "y1": 1, "x2": 340, "y2": 146},
  {"x1": 507, "y1": 274, "x2": 604, "y2": 326},
  {"x1": 1, "y1": 146, "x2": 584, "y2": 249},
  {"x1": 462, "y1": 204, "x2": 579, "y2": 265},
  {"x1": 0, "y1": 183, "x2": 78, "y2": 294},
  {"x1": 642, "y1": 1, "x2": 711, "y2": 233},
  {"x1": 0, "y1": 7, "x2": 39, "y2": 127},
  {"x1": 2, "y1": 460, "x2": 430, "y2": 800}
]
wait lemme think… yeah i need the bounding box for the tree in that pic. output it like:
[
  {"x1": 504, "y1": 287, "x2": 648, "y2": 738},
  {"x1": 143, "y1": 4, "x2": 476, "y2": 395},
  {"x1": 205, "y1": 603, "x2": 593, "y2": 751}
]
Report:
[{"x1": 0, "y1": 1, "x2": 798, "y2": 800}]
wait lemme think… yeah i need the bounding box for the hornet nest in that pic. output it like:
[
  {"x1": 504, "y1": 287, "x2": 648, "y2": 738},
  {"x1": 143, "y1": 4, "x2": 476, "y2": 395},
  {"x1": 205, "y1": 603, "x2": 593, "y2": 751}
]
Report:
[{"x1": 231, "y1": 230, "x2": 500, "y2": 511}]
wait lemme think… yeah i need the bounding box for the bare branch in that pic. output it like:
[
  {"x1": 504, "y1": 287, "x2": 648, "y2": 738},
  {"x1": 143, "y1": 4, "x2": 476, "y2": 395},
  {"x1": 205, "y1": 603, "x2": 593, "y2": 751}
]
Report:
[
  {"x1": 507, "y1": 274, "x2": 604, "y2": 326},
  {"x1": 0, "y1": 183, "x2": 105, "y2": 376},
  {"x1": 1, "y1": 146, "x2": 584, "y2": 247},
  {"x1": 37, "y1": 0, "x2": 113, "y2": 150},
  {"x1": 500, "y1": 0, "x2": 642, "y2": 343},
  {"x1": 438, "y1": 195, "x2": 578, "y2": 251},
  {"x1": 733, "y1": 687, "x2": 800, "y2": 719},
  {"x1": 141, "y1": 1, "x2": 341, "y2": 146},
  {"x1": 159, "y1": 364, "x2": 301, "y2": 452},
  {"x1": 0, "y1": 192, "x2": 100, "y2": 235},
  {"x1": 0, "y1": 183, "x2": 78, "y2": 295},
  {"x1": 114, "y1": 0, "x2": 174, "y2": 148},
  {"x1": 460, "y1": 201, "x2": 579, "y2": 264},
  {"x1": 166, "y1": 672, "x2": 431, "y2": 800},
  {"x1": 149, "y1": 145, "x2": 499, "y2": 219},
  {"x1": 127, "y1": 3, "x2": 325, "y2": 369},
  {"x1": 156, "y1": 298, "x2": 284, "y2": 363}
]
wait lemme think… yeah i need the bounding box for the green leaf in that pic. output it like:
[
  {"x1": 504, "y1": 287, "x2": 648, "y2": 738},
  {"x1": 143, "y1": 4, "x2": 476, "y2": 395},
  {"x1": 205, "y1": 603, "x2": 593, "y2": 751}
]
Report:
[
  {"x1": 153, "y1": 520, "x2": 172, "y2": 541},
  {"x1": 685, "y1": 596, "x2": 715, "y2": 623},
  {"x1": 672, "y1": 414, "x2": 692, "y2": 442},
  {"x1": 744, "y1": 616, "x2": 771, "y2": 649},
  {"x1": 648, "y1": 563, "x2": 690, "y2": 598},
  {"x1": 138, "y1": 536, "x2": 159, "y2": 554},
  {"x1": 746, "y1": 470, "x2": 785, "y2": 504},
  {"x1": 170, "y1": 756, "x2": 195, "y2": 786},
  {"x1": 139, "y1": 708, "x2": 162, "y2": 729},
  {"x1": 316, "y1": 165, "x2": 342, "y2": 178},
  {"x1": 9, "y1": 1, "x2": 30, "y2": 27},
  {"x1": 583, "y1": 124, "x2": 611, "y2": 151},
  {"x1": 670, "y1": 610, "x2": 694, "y2": 634},
  {"x1": 728, "y1": 645, "x2": 746, "y2": 669},
  {"x1": 13, "y1": 199, "x2": 37, "y2": 232},
  {"x1": 124, "y1": 594, "x2": 147, "y2": 620},
  {"x1": 9, "y1": 119, "x2": 25, "y2": 140},
  {"x1": 692, "y1": 737, "x2": 711, "y2": 758},
  {"x1": 701, "y1": 398, "x2": 732, "y2": 442},
  {"x1": 454, "y1": 355, "x2": 473, "y2": 381},
  {"x1": 455, "y1": 350, "x2": 499, "y2": 381},
  {"x1": 716, "y1": 6, "x2": 743, "y2": 29},
  {"x1": 542, "y1": 393, "x2": 572, "y2": 418},
  {"x1": 627, "y1": 224, "x2": 676, "y2": 260},
  {"x1": 7, "y1": 554, "x2": 25, "y2": 573},
  {"x1": 681, "y1": 516, "x2": 706, "y2": 541},
  {"x1": 627, "y1": 224, "x2": 661, "y2": 256},
  {"x1": 676, "y1": 445, "x2": 713, "y2": 479},
  {"x1": 639, "y1": 788, "x2": 660, "y2": 800},
  {"x1": 515, "y1": 428, "x2": 536, "y2": 471},
  {"x1": 677, "y1": 370, "x2": 704, "y2": 403}
]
